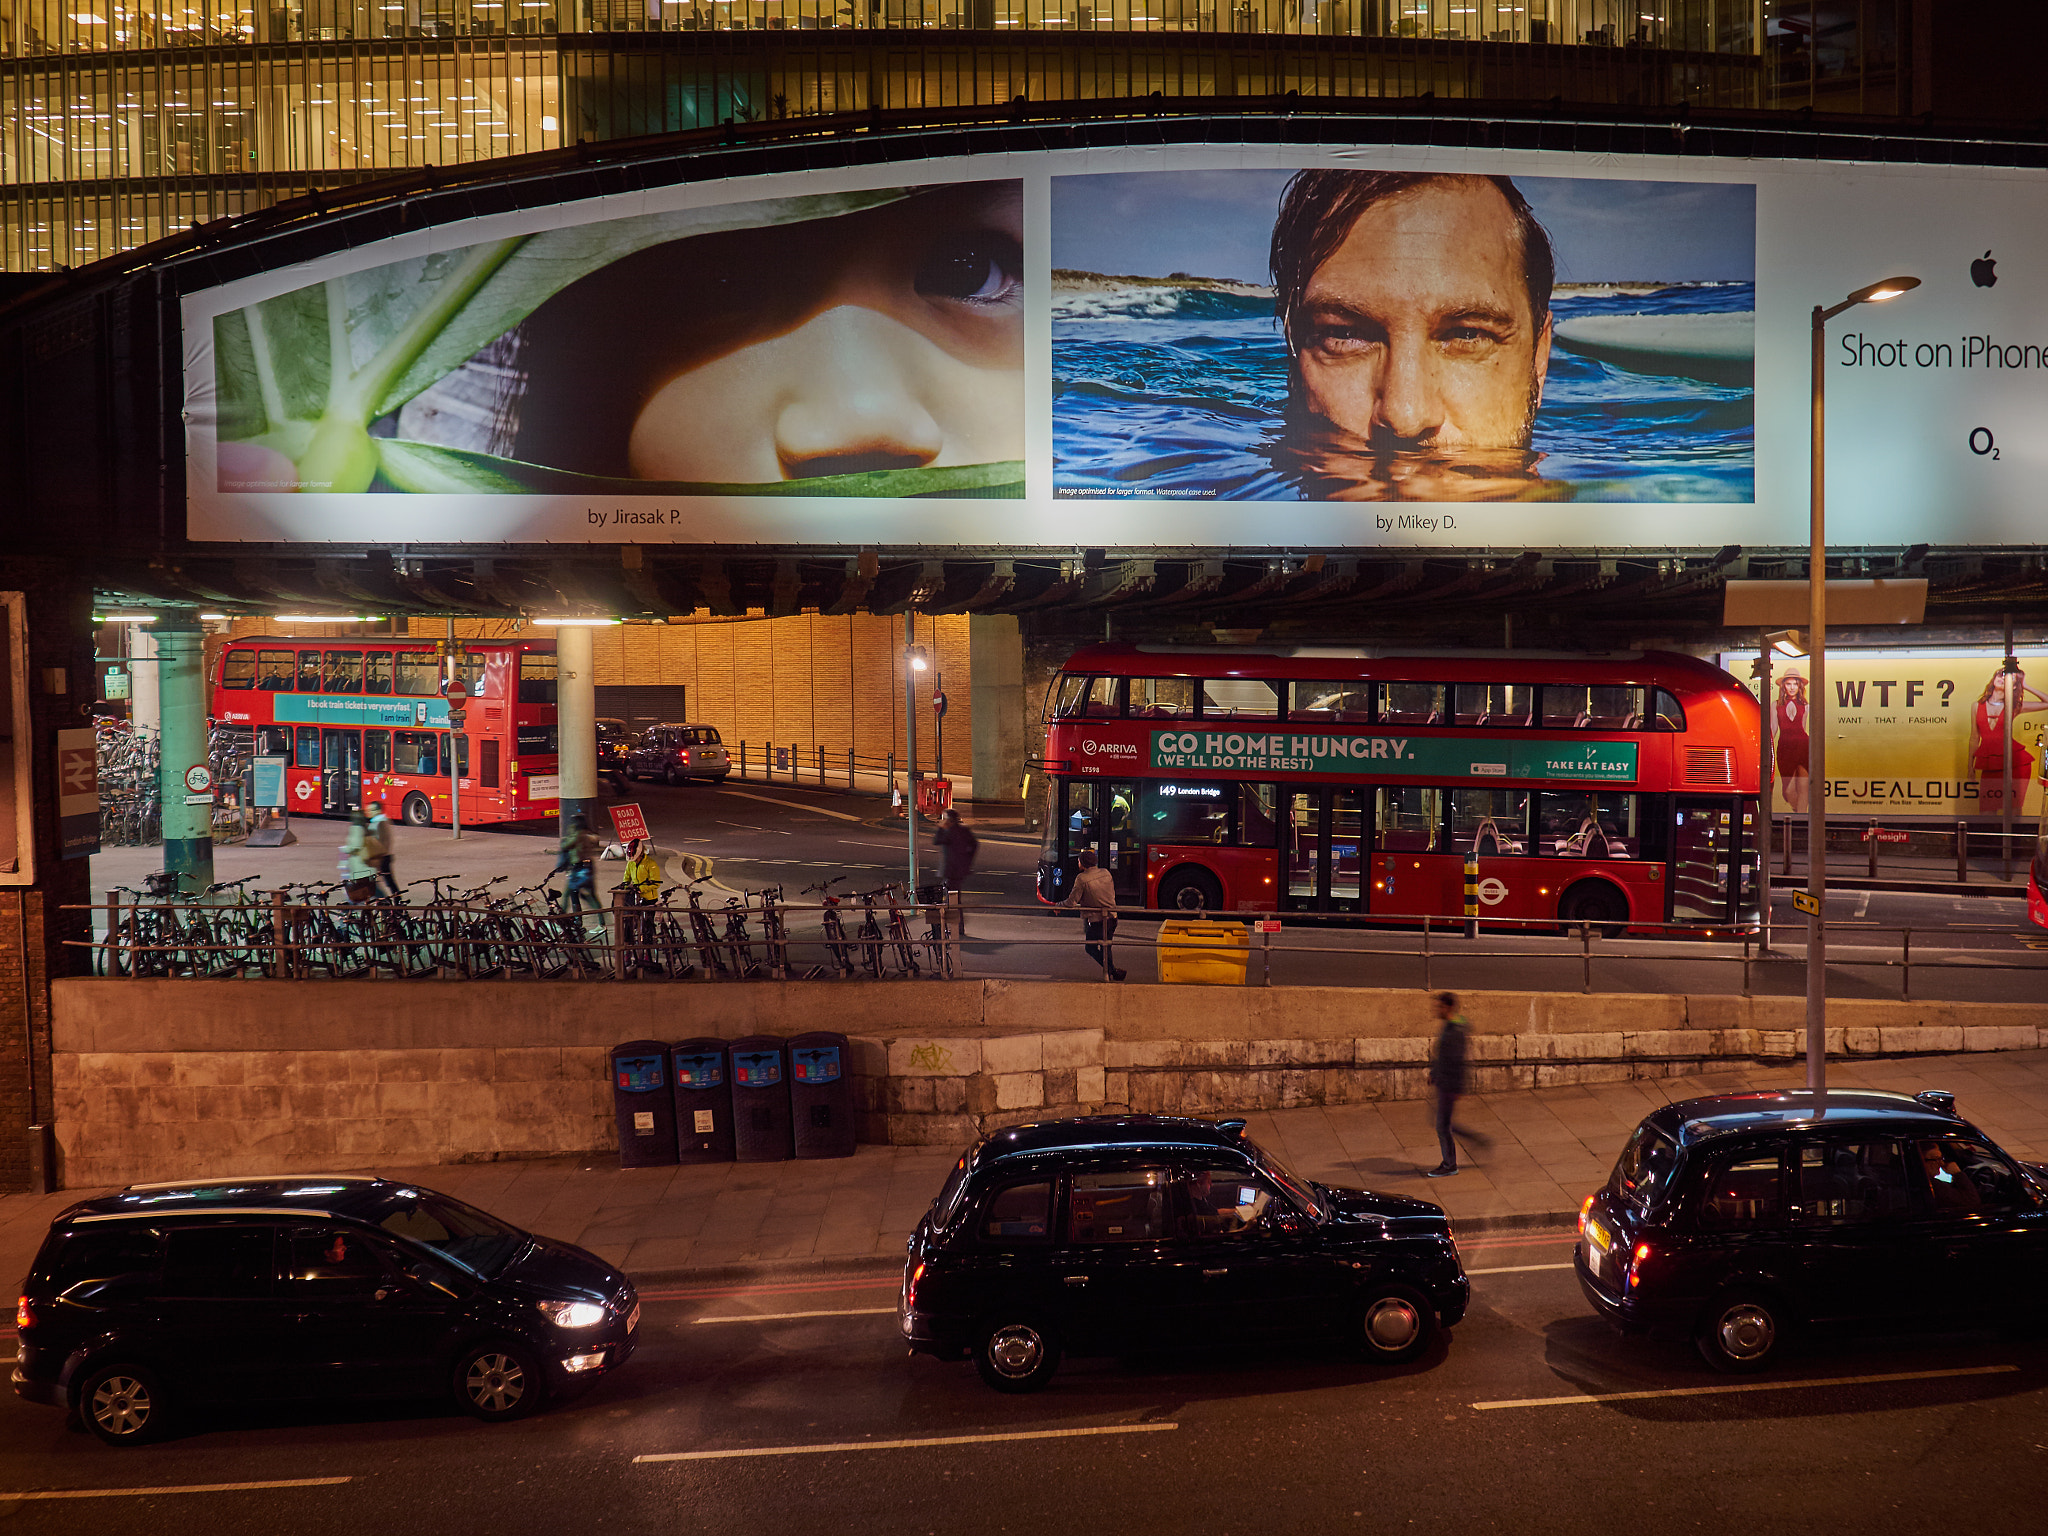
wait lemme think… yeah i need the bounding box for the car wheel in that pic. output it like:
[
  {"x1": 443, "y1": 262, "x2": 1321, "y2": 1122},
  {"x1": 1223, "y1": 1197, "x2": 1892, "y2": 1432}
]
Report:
[
  {"x1": 454, "y1": 1340, "x2": 546, "y2": 1421},
  {"x1": 1157, "y1": 865, "x2": 1224, "y2": 914},
  {"x1": 1559, "y1": 880, "x2": 1629, "y2": 938},
  {"x1": 1353, "y1": 1284, "x2": 1437, "y2": 1365},
  {"x1": 402, "y1": 792, "x2": 433, "y2": 828},
  {"x1": 1696, "y1": 1291, "x2": 1784, "y2": 1373},
  {"x1": 973, "y1": 1317, "x2": 1062, "y2": 1393},
  {"x1": 664, "y1": 764, "x2": 682, "y2": 787},
  {"x1": 712, "y1": 774, "x2": 729, "y2": 784},
  {"x1": 78, "y1": 1361, "x2": 169, "y2": 1446}
]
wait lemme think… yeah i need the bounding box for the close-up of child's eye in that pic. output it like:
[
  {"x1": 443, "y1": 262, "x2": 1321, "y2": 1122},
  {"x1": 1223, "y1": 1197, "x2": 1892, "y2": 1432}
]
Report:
[{"x1": 914, "y1": 234, "x2": 1022, "y2": 305}]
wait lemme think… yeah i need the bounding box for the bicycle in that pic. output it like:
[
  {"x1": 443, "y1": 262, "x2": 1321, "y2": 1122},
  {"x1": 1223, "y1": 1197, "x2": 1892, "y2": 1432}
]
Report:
[
  {"x1": 918, "y1": 884, "x2": 955, "y2": 980},
  {"x1": 799, "y1": 876, "x2": 856, "y2": 980},
  {"x1": 681, "y1": 876, "x2": 731, "y2": 979},
  {"x1": 721, "y1": 896, "x2": 763, "y2": 980},
  {"x1": 881, "y1": 883, "x2": 922, "y2": 976},
  {"x1": 754, "y1": 884, "x2": 792, "y2": 981}
]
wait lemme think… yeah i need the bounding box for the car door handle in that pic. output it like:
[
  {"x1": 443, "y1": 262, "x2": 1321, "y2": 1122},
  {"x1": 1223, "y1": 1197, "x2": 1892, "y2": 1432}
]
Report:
[
  {"x1": 1064, "y1": 1275, "x2": 1089, "y2": 1287},
  {"x1": 1202, "y1": 1269, "x2": 1228, "y2": 1278}
]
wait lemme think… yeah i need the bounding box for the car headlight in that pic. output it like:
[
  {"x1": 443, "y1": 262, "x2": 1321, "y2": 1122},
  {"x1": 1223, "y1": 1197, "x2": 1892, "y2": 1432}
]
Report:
[{"x1": 537, "y1": 1300, "x2": 607, "y2": 1329}]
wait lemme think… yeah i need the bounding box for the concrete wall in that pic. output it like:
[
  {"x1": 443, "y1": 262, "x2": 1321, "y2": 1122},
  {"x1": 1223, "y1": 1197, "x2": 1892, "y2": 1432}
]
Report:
[{"x1": 47, "y1": 976, "x2": 2048, "y2": 1188}]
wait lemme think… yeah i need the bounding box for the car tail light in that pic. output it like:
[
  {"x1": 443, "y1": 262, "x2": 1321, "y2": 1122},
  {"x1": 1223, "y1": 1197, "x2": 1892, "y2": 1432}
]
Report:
[
  {"x1": 1627, "y1": 1242, "x2": 1653, "y2": 1288},
  {"x1": 15, "y1": 1295, "x2": 33, "y2": 1331},
  {"x1": 905, "y1": 1261, "x2": 926, "y2": 1310},
  {"x1": 1578, "y1": 1195, "x2": 1595, "y2": 1235}
]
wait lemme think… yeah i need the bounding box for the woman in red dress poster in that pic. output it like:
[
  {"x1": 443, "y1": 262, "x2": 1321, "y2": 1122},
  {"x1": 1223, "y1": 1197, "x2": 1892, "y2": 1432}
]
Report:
[
  {"x1": 1971, "y1": 668, "x2": 2048, "y2": 815},
  {"x1": 1774, "y1": 673, "x2": 1810, "y2": 813}
]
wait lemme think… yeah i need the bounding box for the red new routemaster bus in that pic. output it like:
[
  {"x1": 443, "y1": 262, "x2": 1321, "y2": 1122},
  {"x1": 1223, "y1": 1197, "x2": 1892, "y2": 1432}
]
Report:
[
  {"x1": 1034, "y1": 644, "x2": 1762, "y2": 933},
  {"x1": 212, "y1": 636, "x2": 559, "y2": 827}
]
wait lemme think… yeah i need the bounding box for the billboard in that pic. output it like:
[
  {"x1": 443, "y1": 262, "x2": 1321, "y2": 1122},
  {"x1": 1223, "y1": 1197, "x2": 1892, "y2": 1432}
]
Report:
[
  {"x1": 1725, "y1": 649, "x2": 2048, "y2": 820},
  {"x1": 179, "y1": 142, "x2": 2048, "y2": 547}
]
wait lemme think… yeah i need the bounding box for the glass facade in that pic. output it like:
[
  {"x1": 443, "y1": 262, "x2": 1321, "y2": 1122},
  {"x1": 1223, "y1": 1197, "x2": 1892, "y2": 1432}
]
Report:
[{"x1": 0, "y1": 1, "x2": 1901, "y2": 271}]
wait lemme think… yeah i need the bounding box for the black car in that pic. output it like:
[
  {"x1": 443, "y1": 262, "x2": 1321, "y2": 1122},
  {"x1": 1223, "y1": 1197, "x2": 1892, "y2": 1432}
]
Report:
[
  {"x1": 1576, "y1": 1088, "x2": 2048, "y2": 1372},
  {"x1": 626, "y1": 723, "x2": 730, "y2": 785},
  {"x1": 900, "y1": 1115, "x2": 1469, "y2": 1392},
  {"x1": 596, "y1": 717, "x2": 632, "y2": 791},
  {"x1": 12, "y1": 1174, "x2": 638, "y2": 1445}
]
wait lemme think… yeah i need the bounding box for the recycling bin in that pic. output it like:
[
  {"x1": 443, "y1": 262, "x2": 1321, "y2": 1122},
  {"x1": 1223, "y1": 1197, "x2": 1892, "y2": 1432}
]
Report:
[
  {"x1": 610, "y1": 1039, "x2": 678, "y2": 1168},
  {"x1": 728, "y1": 1034, "x2": 793, "y2": 1162},
  {"x1": 670, "y1": 1037, "x2": 736, "y2": 1164},
  {"x1": 788, "y1": 1031, "x2": 856, "y2": 1160}
]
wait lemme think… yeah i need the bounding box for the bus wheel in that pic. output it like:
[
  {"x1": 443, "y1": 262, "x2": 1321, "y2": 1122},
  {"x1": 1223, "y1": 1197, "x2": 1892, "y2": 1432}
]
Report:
[
  {"x1": 1157, "y1": 866, "x2": 1223, "y2": 914},
  {"x1": 402, "y1": 793, "x2": 433, "y2": 828},
  {"x1": 1559, "y1": 881, "x2": 1628, "y2": 938}
]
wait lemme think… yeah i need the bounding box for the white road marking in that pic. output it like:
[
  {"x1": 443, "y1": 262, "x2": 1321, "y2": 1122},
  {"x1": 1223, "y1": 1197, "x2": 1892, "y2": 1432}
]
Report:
[
  {"x1": 1466, "y1": 1263, "x2": 1574, "y2": 1275},
  {"x1": 718, "y1": 789, "x2": 863, "y2": 823},
  {"x1": 693, "y1": 1307, "x2": 898, "y2": 1324},
  {"x1": 1473, "y1": 1364, "x2": 2018, "y2": 1411},
  {"x1": 636, "y1": 1422, "x2": 1179, "y2": 1463},
  {"x1": 0, "y1": 1478, "x2": 353, "y2": 1501},
  {"x1": 716, "y1": 821, "x2": 792, "y2": 836}
]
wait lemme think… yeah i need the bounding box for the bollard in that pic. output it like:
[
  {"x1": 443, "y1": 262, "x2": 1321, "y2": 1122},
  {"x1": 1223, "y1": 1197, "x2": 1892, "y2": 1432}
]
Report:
[
  {"x1": 1956, "y1": 820, "x2": 1968, "y2": 883},
  {"x1": 105, "y1": 891, "x2": 123, "y2": 978},
  {"x1": 1462, "y1": 851, "x2": 1479, "y2": 940},
  {"x1": 1581, "y1": 922, "x2": 1594, "y2": 994},
  {"x1": 1868, "y1": 819, "x2": 1878, "y2": 879},
  {"x1": 1901, "y1": 927, "x2": 1912, "y2": 999},
  {"x1": 739, "y1": 740, "x2": 748, "y2": 780},
  {"x1": 1421, "y1": 916, "x2": 1431, "y2": 990},
  {"x1": 848, "y1": 747, "x2": 856, "y2": 792},
  {"x1": 816, "y1": 743, "x2": 824, "y2": 785},
  {"x1": 271, "y1": 887, "x2": 290, "y2": 980}
]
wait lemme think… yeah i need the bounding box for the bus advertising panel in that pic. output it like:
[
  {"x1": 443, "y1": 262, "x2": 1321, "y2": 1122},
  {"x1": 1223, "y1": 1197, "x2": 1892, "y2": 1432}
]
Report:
[
  {"x1": 181, "y1": 142, "x2": 2045, "y2": 549},
  {"x1": 1726, "y1": 648, "x2": 2048, "y2": 820}
]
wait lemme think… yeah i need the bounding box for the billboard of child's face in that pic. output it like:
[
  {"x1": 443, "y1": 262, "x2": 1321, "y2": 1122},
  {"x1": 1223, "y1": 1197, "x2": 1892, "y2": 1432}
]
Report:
[{"x1": 626, "y1": 184, "x2": 1024, "y2": 484}]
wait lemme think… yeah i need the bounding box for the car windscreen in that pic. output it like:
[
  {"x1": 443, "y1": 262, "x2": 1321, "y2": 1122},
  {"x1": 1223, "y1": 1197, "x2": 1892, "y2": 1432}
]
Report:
[
  {"x1": 932, "y1": 1144, "x2": 981, "y2": 1230},
  {"x1": 1611, "y1": 1123, "x2": 1682, "y2": 1210},
  {"x1": 365, "y1": 1189, "x2": 528, "y2": 1277},
  {"x1": 1246, "y1": 1138, "x2": 1328, "y2": 1221}
]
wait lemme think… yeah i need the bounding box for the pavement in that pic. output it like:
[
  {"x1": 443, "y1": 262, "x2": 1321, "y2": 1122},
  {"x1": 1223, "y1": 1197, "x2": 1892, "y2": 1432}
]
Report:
[{"x1": 8, "y1": 1047, "x2": 2045, "y2": 1288}]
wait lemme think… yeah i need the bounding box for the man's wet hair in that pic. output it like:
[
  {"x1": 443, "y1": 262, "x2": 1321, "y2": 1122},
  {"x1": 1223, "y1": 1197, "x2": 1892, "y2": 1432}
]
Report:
[{"x1": 1270, "y1": 171, "x2": 1556, "y2": 355}]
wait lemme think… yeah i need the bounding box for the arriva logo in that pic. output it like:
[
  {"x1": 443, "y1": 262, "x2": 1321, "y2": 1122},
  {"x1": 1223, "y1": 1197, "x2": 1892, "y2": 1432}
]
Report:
[{"x1": 1081, "y1": 739, "x2": 1137, "y2": 756}]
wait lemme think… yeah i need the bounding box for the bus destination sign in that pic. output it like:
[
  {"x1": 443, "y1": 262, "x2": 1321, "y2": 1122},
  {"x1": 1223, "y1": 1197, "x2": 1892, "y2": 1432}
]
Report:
[{"x1": 1148, "y1": 731, "x2": 1637, "y2": 783}]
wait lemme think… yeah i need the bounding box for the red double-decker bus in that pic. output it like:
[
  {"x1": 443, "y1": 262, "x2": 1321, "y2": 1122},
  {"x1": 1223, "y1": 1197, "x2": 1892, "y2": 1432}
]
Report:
[
  {"x1": 1034, "y1": 644, "x2": 1762, "y2": 933},
  {"x1": 211, "y1": 635, "x2": 559, "y2": 827}
]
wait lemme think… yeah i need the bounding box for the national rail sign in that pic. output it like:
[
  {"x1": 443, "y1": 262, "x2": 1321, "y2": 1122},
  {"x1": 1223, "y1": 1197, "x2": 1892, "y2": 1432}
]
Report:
[{"x1": 1148, "y1": 731, "x2": 1637, "y2": 783}]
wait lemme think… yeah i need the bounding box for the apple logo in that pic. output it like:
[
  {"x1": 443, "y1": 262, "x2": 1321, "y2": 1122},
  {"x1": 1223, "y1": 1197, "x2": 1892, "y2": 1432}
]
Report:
[{"x1": 1972, "y1": 250, "x2": 1998, "y2": 288}]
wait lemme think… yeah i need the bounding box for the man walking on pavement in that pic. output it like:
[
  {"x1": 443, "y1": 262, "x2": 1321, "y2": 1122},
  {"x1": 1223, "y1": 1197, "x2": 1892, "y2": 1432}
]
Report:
[
  {"x1": 1061, "y1": 850, "x2": 1125, "y2": 981},
  {"x1": 933, "y1": 807, "x2": 979, "y2": 939},
  {"x1": 1426, "y1": 991, "x2": 1491, "y2": 1177},
  {"x1": 366, "y1": 799, "x2": 400, "y2": 901}
]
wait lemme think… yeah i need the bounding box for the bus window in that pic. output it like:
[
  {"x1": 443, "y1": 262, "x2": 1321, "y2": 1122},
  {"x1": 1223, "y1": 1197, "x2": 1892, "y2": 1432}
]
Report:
[
  {"x1": 1289, "y1": 681, "x2": 1370, "y2": 722},
  {"x1": 1129, "y1": 678, "x2": 1196, "y2": 718},
  {"x1": 1379, "y1": 682, "x2": 1443, "y2": 725},
  {"x1": 221, "y1": 651, "x2": 256, "y2": 690},
  {"x1": 1201, "y1": 679, "x2": 1279, "y2": 719},
  {"x1": 295, "y1": 727, "x2": 321, "y2": 769},
  {"x1": 1140, "y1": 782, "x2": 1231, "y2": 844},
  {"x1": 1083, "y1": 677, "x2": 1120, "y2": 717},
  {"x1": 1454, "y1": 682, "x2": 1534, "y2": 727},
  {"x1": 364, "y1": 730, "x2": 390, "y2": 774},
  {"x1": 394, "y1": 731, "x2": 438, "y2": 776},
  {"x1": 456, "y1": 653, "x2": 487, "y2": 696},
  {"x1": 449, "y1": 734, "x2": 469, "y2": 778},
  {"x1": 255, "y1": 724, "x2": 288, "y2": 756},
  {"x1": 257, "y1": 648, "x2": 295, "y2": 690},
  {"x1": 1538, "y1": 792, "x2": 1642, "y2": 859},
  {"x1": 517, "y1": 724, "x2": 559, "y2": 757},
  {"x1": 397, "y1": 651, "x2": 439, "y2": 696},
  {"x1": 519, "y1": 652, "x2": 558, "y2": 704},
  {"x1": 365, "y1": 652, "x2": 393, "y2": 695},
  {"x1": 295, "y1": 650, "x2": 321, "y2": 692},
  {"x1": 1450, "y1": 788, "x2": 1531, "y2": 856},
  {"x1": 325, "y1": 651, "x2": 364, "y2": 694},
  {"x1": 1051, "y1": 676, "x2": 1091, "y2": 720},
  {"x1": 1239, "y1": 783, "x2": 1278, "y2": 847},
  {"x1": 1651, "y1": 689, "x2": 1687, "y2": 731},
  {"x1": 1542, "y1": 684, "x2": 1644, "y2": 730},
  {"x1": 1378, "y1": 786, "x2": 1441, "y2": 852}
]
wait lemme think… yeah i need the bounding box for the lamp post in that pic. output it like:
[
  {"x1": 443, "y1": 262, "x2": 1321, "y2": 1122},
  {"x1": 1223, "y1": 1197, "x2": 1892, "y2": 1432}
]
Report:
[
  {"x1": 905, "y1": 617, "x2": 928, "y2": 895},
  {"x1": 1808, "y1": 275, "x2": 1919, "y2": 1095}
]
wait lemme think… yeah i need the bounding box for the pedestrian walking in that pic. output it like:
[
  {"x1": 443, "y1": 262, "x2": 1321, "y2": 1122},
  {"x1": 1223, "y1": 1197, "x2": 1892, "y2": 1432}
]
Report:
[
  {"x1": 555, "y1": 812, "x2": 603, "y2": 916},
  {"x1": 1061, "y1": 849, "x2": 1125, "y2": 981},
  {"x1": 366, "y1": 799, "x2": 400, "y2": 900},
  {"x1": 339, "y1": 807, "x2": 378, "y2": 904},
  {"x1": 1425, "y1": 991, "x2": 1492, "y2": 1177},
  {"x1": 932, "y1": 808, "x2": 980, "y2": 938}
]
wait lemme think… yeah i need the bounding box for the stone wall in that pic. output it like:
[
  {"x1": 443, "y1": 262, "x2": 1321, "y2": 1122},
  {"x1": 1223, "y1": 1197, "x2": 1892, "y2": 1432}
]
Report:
[{"x1": 47, "y1": 976, "x2": 2048, "y2": 1187}]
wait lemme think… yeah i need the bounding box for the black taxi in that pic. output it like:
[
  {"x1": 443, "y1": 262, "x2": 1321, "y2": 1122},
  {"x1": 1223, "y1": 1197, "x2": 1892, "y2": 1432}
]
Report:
[
  {"x1": 900, "y1": 1116, "x2": 1469, "y2": 1392},
  {"x1": 1576, "y1": 1088, "x2": 2048, "y2": 1371}
]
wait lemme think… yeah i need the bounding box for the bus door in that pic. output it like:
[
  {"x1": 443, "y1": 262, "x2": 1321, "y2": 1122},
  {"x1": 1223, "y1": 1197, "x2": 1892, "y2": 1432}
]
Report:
[
  {"x1": 1280, "y1": 787, "x2": 1366, "y2": 914},
  {"x1": 1067, "y1": 779, "x2": 1142, "y2": 902},
  {"x1": 321, "y1": 729, "x2": 362, "y2": 815},
  {"x1": 1671, "y1": 797, "x2": 1740, "y2": 924}
]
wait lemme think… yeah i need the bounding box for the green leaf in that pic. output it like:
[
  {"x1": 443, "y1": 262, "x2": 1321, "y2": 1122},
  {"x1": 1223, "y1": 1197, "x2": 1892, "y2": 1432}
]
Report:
[{"x1": 371, "y1": 440, "x2": 1024, "y2": 499}]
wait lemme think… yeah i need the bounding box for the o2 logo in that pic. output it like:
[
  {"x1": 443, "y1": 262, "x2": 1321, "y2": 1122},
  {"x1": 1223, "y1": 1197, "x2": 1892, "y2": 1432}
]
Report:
[{"x1": 1969, "y1": 427, "x2": 1999, "y2": 461}]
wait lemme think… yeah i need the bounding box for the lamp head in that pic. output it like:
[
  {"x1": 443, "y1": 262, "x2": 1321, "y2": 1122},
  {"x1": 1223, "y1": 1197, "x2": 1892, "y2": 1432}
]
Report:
[
  {"x1": 1850, "y1": 275, "x2": 1921, "y2": 305},
  {"x1": 1766, "y1": 629, "x2": 1808, "y2": 658}
]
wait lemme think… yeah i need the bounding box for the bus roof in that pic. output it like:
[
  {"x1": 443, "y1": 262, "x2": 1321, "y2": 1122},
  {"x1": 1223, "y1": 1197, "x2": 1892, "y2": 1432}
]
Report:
[
  {"x1": 1055, "y1": 643, "x2": 1740, "y2": 693},
  {"x1": 220, "y1": 635, "x2": 553, "y2": 651}
]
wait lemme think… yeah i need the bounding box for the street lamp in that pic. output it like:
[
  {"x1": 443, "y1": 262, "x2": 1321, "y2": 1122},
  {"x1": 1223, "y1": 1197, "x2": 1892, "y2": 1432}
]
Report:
[
  {"x1": 905, "y1": 625, "x2": 927, "y2": 894},
  {"x1": 1751, "y1": 627, "x2": 1805, "y2": 957},
  {"x1": 1808, "y1": 274, "x2": 1919, "y2": 1095}
]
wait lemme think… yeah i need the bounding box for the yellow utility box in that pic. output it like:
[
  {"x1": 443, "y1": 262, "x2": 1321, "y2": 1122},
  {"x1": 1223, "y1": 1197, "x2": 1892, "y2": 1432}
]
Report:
[{"x1": 1156, "y1": 920, "x2": 1249, "y2": 986}]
